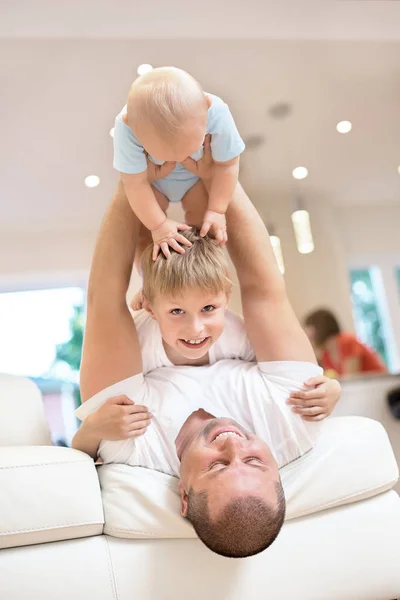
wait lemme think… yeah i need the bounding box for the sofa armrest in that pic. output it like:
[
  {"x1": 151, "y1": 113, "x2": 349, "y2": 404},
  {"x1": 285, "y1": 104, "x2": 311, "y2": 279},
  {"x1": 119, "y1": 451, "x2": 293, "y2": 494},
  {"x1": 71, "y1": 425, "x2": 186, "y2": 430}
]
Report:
[{"x1": 0, "y1": 446, "x2": 104, "y2": 549}]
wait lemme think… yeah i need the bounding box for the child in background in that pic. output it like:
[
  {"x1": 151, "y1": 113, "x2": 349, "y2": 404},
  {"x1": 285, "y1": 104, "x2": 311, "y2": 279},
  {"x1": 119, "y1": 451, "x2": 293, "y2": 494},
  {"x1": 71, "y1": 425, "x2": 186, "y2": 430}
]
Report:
[{"x1": 113, "y1": 66, "x2": 245, "y2": 260}]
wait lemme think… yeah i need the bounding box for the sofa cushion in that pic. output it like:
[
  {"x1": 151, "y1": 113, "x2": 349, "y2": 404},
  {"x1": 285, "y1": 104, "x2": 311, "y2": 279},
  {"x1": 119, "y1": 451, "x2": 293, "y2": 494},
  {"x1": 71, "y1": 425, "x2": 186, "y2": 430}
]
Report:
[
  {"x1": 0, "y1": 446, "x2": 104, "y2": 549},
  {"x1": 0, "y1": 374, "x2": 51, "y2": 446},
  {"x1": 99, "y1": 416, "x2": 399, "y2": 538}
]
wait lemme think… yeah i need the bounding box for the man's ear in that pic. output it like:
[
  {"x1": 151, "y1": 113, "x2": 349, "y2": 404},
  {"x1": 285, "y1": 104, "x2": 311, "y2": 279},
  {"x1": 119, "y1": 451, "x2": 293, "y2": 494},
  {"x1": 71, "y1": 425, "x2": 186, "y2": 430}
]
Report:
[
  {"x1": 122, "y1": 113, "x2": 129, "y2": 126},
  {"x1": 178, "y1": 480, "x2": 189, "y2": 517},
  {"x1": 142, "y1": 295, "x2": 156, "y2": 319}
]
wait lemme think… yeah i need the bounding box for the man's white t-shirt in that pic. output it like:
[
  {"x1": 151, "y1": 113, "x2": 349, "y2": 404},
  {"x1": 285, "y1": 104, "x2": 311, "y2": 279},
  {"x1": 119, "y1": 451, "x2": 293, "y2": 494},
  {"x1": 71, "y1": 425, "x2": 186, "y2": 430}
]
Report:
[
  {"x1": 75, "y1": 359, "x2": 323, "y2": 477},
  {"x1": 134, "y1": 309, "x2": 255, "y2": 374}
]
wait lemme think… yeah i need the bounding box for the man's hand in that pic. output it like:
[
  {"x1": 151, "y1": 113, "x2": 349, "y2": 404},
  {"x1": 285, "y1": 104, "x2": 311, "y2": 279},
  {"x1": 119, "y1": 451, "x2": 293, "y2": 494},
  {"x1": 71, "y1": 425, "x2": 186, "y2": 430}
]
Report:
[
  {"x1": 151, "y1": 217, "x2": 192, "y2": 260},
  {"x1": 287, "y1": 376, "x2": 341, "y2": 422},
  {"x1": 146, "y1": 157, "x2": 176, "y2": 183},
  {"x1": 86, "y1": 395, "x2": 152, "y2": 440},
  {"x1": 181, "y1": 134, "x2": 213, "y2": 182},
  {"x1": 200, "y1": 209, "x2": 227, "y2": 245}
]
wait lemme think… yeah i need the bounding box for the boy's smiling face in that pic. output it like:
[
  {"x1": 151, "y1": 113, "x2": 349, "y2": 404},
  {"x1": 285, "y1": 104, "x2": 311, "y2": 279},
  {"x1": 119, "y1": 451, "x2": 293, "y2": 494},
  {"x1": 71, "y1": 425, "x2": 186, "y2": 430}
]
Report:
[{"x1": 144, "y1": 288, "x2": 229, "y2": 365}]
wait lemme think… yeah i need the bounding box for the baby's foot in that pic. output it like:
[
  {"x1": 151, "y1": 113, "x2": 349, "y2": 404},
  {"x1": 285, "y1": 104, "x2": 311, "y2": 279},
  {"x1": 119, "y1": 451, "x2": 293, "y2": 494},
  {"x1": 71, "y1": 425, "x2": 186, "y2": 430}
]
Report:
[{"x1": 131, "y1": 290, "x2": 144, "y2": 311}]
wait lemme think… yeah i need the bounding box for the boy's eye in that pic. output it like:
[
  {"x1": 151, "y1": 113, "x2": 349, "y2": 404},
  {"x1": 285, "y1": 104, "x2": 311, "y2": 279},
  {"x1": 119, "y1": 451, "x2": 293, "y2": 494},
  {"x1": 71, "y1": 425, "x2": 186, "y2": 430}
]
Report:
[
  {"x1": 170, "y1": 308, "x2": 184, "y2": 315},
  {"x1": 202, "y1": 305, "x2": 215, "y2": 312}
]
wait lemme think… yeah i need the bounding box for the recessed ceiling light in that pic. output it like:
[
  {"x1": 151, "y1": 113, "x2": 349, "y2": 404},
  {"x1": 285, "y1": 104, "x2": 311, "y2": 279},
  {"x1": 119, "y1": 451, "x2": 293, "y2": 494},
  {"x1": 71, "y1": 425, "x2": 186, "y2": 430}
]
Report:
[
  {"x1": 292, "y1": 166, "x2": 308, "y2": 180},
  {"x1": 84, "y1": 175, "x2": 100, "y2": 188},
  {"x1": 397, "y1": 165, "x2": 400, "y2": 175},
  {"x1": 336, "y1": 120, "x2": 352, "y2": 134},
  {"x1": 137, "y1": 64, "x2": 153, "y2": 76},
  {"x1": 109, "y1": 127, "x2": 114, "y2": 138}
]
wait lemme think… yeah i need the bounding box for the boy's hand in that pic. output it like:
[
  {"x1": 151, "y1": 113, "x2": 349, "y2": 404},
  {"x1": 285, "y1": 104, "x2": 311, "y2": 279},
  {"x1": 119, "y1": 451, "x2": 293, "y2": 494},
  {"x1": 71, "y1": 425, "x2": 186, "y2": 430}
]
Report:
[
  {"x1": 86, "y1": 395, "x2": 152, "y2": 440},
  {"x1": 200, "y1": 210, "x2": 228, "y2": 245},
  {"x1": 151, "y1": 217, "x2": 192, "y2": 260},
  {"x1": 286, "y1": 376, "x2": 341, "y2": 422}
]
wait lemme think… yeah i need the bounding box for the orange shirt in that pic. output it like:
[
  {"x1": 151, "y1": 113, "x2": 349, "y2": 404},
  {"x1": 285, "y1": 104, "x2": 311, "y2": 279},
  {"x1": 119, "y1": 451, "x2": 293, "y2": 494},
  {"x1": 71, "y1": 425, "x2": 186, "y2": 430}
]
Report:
[{"x1": 321, "y1": 332, "x2": 386, "y2": 376}]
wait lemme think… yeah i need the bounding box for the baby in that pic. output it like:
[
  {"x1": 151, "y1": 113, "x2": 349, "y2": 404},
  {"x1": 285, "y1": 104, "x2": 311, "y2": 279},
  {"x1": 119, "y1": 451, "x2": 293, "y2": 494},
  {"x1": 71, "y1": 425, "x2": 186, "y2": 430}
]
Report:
[{"x1": 114, "y1": 66, "x2": 245, "y2": 259}]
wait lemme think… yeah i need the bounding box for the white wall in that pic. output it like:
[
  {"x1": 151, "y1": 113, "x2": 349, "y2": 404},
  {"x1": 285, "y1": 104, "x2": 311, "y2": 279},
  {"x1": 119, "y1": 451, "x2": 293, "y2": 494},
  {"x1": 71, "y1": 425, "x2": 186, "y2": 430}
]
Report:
[
  {"x1": 0, "y1": 232, "x2": 94, "y2": 291},
  {"x1": 0, "y1": 197, "x2": 356, "y2": 329},
  {"x1": 1, "y1": 200, "x2": 399, "y2": 354}
]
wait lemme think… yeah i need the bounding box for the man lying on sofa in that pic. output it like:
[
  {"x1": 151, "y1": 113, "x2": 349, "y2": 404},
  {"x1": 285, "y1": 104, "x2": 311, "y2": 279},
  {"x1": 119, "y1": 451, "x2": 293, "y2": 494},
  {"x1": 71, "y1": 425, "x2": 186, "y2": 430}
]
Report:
[{"x1": 72, "y1": 154, "x2": 325, "y2": 558}]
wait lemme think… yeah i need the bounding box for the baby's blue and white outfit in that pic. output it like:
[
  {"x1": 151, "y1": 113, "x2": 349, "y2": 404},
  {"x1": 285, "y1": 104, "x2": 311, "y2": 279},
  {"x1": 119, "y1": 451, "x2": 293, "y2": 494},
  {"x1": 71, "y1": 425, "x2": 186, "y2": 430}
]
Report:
[{"x1": 113, "y1": 94, "x2": 245, "y2": 204}]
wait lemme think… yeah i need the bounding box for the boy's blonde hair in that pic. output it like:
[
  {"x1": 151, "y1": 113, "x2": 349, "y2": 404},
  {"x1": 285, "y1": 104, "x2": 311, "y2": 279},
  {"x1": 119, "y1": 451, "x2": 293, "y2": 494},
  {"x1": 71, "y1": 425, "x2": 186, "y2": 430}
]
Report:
[
  {"x1": 126, "y1": 67, "x2": 207, "y2": 142},
  {"x1": 141, "y1": 229, "x2": 232, "y2": 303}
]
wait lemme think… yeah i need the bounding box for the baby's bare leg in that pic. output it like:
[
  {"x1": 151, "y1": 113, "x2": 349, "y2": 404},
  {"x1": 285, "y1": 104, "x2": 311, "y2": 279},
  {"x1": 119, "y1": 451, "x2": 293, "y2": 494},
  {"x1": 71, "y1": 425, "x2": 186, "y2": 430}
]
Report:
[
  {"x1": 181, "y1": 179, "x2": 209, "y2": 227},
  {"x1": 134, "y1": 186, "x2": 169, "y2": 273}
]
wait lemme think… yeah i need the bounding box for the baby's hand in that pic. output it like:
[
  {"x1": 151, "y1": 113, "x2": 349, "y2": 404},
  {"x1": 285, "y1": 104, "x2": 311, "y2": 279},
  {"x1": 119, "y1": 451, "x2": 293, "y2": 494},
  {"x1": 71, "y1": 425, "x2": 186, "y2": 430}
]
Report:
[
  {"x1": 200, "y1": 210, "x2": 227, "y2": 245},
  {"x1": 286, "y1": 376, "x2": 341, "y2": 422},
  {"x1": 151, "y1": 218, "x2": 192, "y2": 260}
]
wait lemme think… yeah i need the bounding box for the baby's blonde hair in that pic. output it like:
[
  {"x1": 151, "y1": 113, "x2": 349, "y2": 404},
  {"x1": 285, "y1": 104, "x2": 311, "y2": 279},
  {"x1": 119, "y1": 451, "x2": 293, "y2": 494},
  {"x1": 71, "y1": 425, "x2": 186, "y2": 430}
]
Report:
[
  {"x1": 126, "y1": 67, "x2": 207, "y2": 141},
  {"x1": 141, "y1": 228, "x2": 232, "y2": 303}
]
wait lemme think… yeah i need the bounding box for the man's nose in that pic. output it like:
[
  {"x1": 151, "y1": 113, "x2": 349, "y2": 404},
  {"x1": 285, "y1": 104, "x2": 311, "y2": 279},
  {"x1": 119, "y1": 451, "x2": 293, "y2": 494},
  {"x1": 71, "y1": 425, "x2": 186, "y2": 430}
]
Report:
[{"x1": 219, "y1": 434, "x2": 246, "y2": 457}]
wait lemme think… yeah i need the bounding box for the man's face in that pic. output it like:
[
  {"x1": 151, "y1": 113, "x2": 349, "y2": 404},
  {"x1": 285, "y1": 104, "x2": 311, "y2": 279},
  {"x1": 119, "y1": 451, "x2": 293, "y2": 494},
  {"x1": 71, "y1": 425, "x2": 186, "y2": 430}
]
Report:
[
  {"x1": 147, "y1": 289, "x2": 229, "y2": 364},
  {"x1": 178, "y1": 418, "x2": 281, "y2": 519}
]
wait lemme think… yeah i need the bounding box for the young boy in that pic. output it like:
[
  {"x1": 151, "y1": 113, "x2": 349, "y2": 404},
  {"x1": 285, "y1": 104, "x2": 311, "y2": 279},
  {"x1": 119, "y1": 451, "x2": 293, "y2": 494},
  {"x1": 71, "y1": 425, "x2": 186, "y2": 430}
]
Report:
[
  {"x1": 132, "y1": 228, "x2": 341, "y2": 422},
  {"x1": 114, "y1": 66, "x2": 244, "y2": 259}
]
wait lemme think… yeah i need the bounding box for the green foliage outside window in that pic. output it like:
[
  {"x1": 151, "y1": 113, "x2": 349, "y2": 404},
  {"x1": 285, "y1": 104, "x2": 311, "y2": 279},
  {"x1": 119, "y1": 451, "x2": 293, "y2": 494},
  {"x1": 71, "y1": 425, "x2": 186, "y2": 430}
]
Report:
[
  {"x1": 55, "y1": 303, "x2": 85, "y2": 405},
  {"x1": 349, "y1": 269, "x2": 388, "y2": 366}
]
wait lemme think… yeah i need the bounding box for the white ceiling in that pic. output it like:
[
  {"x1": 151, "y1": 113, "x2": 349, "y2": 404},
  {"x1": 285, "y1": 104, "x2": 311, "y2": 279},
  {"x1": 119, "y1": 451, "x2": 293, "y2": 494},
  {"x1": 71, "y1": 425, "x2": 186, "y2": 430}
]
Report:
[
  {"x1": 2, "y1": 0, "x2": 400, "y2": 40},
  {"x1": 1, "y1": 2, "x2": 400, "y2": 233}
]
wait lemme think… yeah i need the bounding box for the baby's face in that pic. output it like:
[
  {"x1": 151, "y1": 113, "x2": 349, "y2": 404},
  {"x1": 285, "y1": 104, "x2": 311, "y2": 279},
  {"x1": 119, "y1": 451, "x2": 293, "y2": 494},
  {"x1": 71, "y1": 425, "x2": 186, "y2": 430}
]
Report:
[{"x1": 133, "y1": 115, "x2": 208, "y2": 163}]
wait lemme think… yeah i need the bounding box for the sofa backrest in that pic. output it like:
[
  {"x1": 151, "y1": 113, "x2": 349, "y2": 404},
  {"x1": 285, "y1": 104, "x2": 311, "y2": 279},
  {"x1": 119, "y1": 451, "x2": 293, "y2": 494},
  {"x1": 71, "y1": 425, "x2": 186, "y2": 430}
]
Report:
[{"x1": 0, "y1": 373, "x2": 51, "y2": 446}]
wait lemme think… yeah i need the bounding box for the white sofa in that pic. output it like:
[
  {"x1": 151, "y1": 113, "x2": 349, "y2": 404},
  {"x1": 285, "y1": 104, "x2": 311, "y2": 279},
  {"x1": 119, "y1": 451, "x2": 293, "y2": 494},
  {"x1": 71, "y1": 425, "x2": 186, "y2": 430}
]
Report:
[{"x1": 1, "y1": 373, "x2": 400, "y2": 600}]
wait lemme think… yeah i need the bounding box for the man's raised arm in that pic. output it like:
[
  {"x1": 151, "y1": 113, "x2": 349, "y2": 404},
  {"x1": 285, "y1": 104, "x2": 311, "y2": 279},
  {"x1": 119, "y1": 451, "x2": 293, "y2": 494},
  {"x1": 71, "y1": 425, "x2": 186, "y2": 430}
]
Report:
[
  {"x1": 226, "y1": 184, "x2": 316, "y2": 364},
  {"x1": 79, "y1": 180, "x2": 143, "y2": 401}
]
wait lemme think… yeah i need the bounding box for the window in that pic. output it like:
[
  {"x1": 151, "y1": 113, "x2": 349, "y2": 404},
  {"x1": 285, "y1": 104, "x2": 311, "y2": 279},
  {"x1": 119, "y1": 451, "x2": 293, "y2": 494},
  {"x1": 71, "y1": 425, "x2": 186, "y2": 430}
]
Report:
[
  {"x1": 0, "y1": 287, "x2": 85, "y2": 444},
  {"x1": 0, "y1": 287, "x2": 84, "y2": 379},
  {"x1": 349, "y1": 268, "x2": 389, "y2": 366},
  {"x1": 396, "y1": 267, "x2": 400, "y2": 298}
]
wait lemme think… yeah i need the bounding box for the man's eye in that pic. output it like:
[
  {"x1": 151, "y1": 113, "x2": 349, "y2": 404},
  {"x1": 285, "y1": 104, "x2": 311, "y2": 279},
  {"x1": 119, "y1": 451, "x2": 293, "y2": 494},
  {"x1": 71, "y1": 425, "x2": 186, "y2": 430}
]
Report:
[
  {"x1": 245, "y1": 457, "x2": 263, "y2": 465},
  {"x1": 202, "y1": 305, "x2": 215, "y2": 312},
  {"x1": 170, "y1": 308, "x2": 184, "y2": 315},
  {"x1": 209, "y1": 461, "x2": 227, "y2": 471}
]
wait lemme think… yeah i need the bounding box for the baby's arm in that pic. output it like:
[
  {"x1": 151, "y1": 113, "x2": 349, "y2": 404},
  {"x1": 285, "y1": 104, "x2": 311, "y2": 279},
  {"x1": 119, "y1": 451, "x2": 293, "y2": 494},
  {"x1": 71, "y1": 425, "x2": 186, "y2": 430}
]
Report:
[
  {"x1": 121, "y1": 171, "x2": 165, "y2": 231},
  {"x1": 121, "y1": 171, "x2": 192, "y2": 260},
  {"x1": 201, "y1": 156, "x2": 240, "y2": 244}
]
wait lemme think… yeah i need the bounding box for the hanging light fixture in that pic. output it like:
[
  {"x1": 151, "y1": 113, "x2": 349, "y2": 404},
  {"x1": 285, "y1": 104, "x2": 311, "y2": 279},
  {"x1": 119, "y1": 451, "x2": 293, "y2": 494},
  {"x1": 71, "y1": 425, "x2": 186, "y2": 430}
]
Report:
[
  {"x1": 268, "y1": 225, "x2": 285, "y2": 274},
  {"x1": 291, "y1": 197, "x2": 314, "y2": 254}
]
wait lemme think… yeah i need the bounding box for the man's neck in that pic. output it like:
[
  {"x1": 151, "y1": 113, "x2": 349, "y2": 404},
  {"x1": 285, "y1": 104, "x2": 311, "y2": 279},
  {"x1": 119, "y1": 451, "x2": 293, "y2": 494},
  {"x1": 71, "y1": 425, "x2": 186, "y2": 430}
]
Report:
[{"x1": 175, "y1": 409, "x2": 214, "y2": 460}]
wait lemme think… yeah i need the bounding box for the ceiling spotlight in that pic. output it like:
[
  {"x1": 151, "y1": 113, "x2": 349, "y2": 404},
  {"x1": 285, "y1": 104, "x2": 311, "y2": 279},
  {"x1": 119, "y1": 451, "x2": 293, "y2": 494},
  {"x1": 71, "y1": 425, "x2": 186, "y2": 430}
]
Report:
[
  {"x1": 268, "y1": 102, "x2": 292, "y2": 120},
  {"x1": 291, "y1": 209, "x2": 315, "y2": 254},
  {"x1": 84, "y1": 175, "x2": 100, "y2": 188},
  {"x1": 397, "y1": 165, "x2": 400, "y2": 175},
  {"x1": 336, "y1": 120, "x2": 352, "y2": 134},
  {"x1": 292, "y1": 166, "x2": 308, "y2": 180},
  {"x1": 109, "y1": 127, "x2": 114, "y2": 138},
  {"x1": 137, "y1": 64, "x2": 153, "y2": 76}
]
